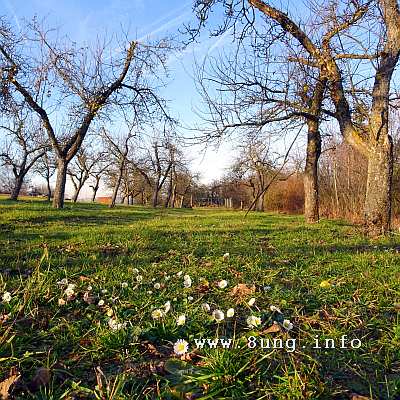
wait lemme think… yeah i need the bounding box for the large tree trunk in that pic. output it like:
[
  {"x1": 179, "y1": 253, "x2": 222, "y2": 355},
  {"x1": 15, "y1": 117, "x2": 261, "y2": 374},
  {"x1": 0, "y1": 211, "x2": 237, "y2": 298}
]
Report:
[
  {"x1": 53, "y1": 159, "x2": 68, "y2": 209},
  {"x1": 152, "y1": 187, "x2": 159, "y2": 208},
  {"x1": 304, "y1": 121, "x2": 321, "y2": 223},
  {"x1": 255, "y1": 191, "x2": 265, "y2": 212},
  {"x1": 364, "y1": 140, "x2": 393, "y2": 235},
  {"x1": 9, "y1": 175, "x2": 24, "y2": 201}
]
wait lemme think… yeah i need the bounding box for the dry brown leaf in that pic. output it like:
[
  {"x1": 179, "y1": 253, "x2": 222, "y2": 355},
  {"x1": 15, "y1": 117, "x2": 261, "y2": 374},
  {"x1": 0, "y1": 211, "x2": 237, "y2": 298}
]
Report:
[
  {"x1": 0, "y1": 372, "x2": 20, "y2": 399},
  {"x1": 230, "y1": 284, "x2": 255, "y2": 302},
  {"x1": 261, "y1": 323, "x2": 281, "y2": 334},
  {"x1": 350, "y1": 394, "x2": 371, "y2": 400}
]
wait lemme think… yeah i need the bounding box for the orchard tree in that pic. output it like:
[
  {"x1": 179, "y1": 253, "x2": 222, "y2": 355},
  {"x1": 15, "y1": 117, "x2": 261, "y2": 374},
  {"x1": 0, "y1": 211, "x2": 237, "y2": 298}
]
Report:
[{"x1": 0, "y1": 18, "x2": 171, "y2": 208}]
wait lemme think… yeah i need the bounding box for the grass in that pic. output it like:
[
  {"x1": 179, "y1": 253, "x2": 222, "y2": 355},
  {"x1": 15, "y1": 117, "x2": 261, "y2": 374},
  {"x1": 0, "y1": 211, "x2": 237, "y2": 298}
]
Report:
[{"x1": 0, "y1": 198, "x2": 399, "y2": 399}]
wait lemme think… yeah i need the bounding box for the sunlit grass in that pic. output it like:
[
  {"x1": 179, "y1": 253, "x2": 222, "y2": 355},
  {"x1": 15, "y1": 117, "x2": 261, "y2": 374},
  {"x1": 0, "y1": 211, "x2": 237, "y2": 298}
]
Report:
[{"x1": 0, "y1": 199, "x2": 399, "y2": 399}]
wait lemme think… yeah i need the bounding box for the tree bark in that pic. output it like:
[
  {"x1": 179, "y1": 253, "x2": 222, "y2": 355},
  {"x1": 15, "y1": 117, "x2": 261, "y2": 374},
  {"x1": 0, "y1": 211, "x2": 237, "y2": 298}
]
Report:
[
  {"x1": 9, "y1": 176, "x2": 24, "y2": 200},
  {"x1": 110, "y1": 166, "x2": 124, "y2": 208},
  {"x1": 152, "y1": 187, "x2": 159, "y2": 208},
  {"x1": 304, "y1": 121, "x2": 321, "y2": 223},
  {"x1": 364, "y1": 140, "x2": 393, "y2": 235},
  {"x1": 53, "y1": 159, "x2": 68, "y2": 208},
  {"x1": 46, "y1": 176, "x2": 52, "y2": 201}
]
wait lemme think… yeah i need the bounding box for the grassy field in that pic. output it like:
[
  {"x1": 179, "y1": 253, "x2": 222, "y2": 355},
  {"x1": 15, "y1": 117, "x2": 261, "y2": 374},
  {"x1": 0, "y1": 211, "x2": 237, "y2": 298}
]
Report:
[{"x1": 0, "y1": 199, "x2": 399, "y2": 399}]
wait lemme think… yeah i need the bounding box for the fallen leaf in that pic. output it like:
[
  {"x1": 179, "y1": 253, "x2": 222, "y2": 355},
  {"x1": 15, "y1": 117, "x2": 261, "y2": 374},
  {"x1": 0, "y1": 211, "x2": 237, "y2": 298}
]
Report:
[
  {"x1": 350, "y1": 393, "x2": 371, "y2": 400},
  {"x1": 230, "y1": 284, "x2": 255, "y2": 302},
  {"x1": 0, "y1": 372, "x2": 20, "y2": 399},
  {"x1": 261, "y1": 323, "x2": 281, "y2": 334}
]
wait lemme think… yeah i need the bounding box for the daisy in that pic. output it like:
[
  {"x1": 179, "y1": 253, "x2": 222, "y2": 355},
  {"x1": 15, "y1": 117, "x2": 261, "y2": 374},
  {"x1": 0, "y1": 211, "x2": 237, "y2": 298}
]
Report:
[
  {"x1": 64, "y1": 287, "x2": 75, "y2": 298},
  {"x1": 101, "y1": 289, "x2": 108, "y2": 294},
  {"x1": 247, "y1": 315, "x2": 262, "y2": 328},
  {"x1": 187, "y1": 296, "x2": 194, "y2": 301},
  {"x1": 248, "y1": 298, "x2": 256, "y2": 306},
  {"x1": 98, "y1": 299, "x2": 105, "y2": 306},
  {"x1": 177, "y1": 314, "x2": 186, "y2": 326},
  {"x1": 152, "y1": 309, "x2": 164, "y2": 319},
  {"x1": 270, "y1": 305, "x2": 282, "y2": 313},
  {"x1": 2, "y1": 292, "x2": 11, "y2": 303},
  {"x1": 212, "y1": 309, "x2": 225, "y2": 322},
  {"x1": 87, "y1": 285, "x2": 93, "y2": 291},
  {"x1": 222, "y1": 252, "x2": 230, "y2": 260},
  {"x1": 183, "y1": 276, "x2": 192, "y2": 288},
  {"x1": 282, "y1": 319, "x2": 294, "y2": 331},
  {"x1": 132, "y1": 268, "x2": 139, "y2": 274},
  {"x1": 202, "y1": 303, "x2": 211, "y2": 312},
  {"x1": 218, "y1": 280, "x2": 228, "y2": 289},
  {"x1": 121, "y1": 282, "x2": 128, "y2": 288},
  {"x1": 154, "y1": 283, "x2": 161, "y2": 290},
  {"x1": 164, "y1": 301, "x2": 171, "y2": 313},
  {"x1": 173, "y1": 339, "x2": 189, "y2": 356},
  {"x1": 136, "y1": 275, "x2": 143, "y2": 283},
  {"x1": 226, "y1": 308, "x2": 235, "y2": 318}
]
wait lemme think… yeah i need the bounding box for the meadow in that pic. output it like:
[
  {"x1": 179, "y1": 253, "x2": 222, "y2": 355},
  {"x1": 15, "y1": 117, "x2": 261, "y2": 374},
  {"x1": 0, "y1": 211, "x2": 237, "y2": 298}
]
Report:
[{"x1": 0, "y1": 199, "x2": 399, "y2": 399}]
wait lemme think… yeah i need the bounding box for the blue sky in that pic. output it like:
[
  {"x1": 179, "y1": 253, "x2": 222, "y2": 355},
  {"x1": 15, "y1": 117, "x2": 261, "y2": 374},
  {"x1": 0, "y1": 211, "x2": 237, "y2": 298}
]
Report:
[{"x1": 1, "y1": 0, "x2": 238, "y2": 191}]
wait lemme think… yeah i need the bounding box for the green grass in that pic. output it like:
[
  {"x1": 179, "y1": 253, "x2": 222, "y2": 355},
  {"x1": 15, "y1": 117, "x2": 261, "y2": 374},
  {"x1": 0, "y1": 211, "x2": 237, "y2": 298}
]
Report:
[{"x1": 0, "y1": 199, "x2": 399, "y2": 399}]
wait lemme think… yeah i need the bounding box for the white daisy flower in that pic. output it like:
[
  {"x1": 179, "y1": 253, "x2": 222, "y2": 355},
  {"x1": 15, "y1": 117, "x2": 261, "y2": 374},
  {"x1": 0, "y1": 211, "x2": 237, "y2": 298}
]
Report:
[
  {"x1": 98, "y1": 299, "x2": 105, "y2": 306},
  {"x1": 183, "y1": 276, "x2": 192, "y2": 288},
  {"x1": 164, "y1": 301, "x2": 171, "y2": 313},
  {"x1": 270, "y1": 305, "x2": 282, "y2": 313},
  {"x1": 173, "y1": 339, "x2": 189, "y2": 355},
  {"x1": 248, "y1": 298, "x2": 256, "y2": 306},
  {"x1": 64, "y1": 287, "x2": 75, "y2": 298},
  {"x1": 2, "y1": 292, "x2": 11, "y2": 303},
  {"x1": 152, "y1": 309, "x2": 164, "y2": 319},
  {"x1": 222, "y1": 252, "x2": 230, "y2": 260},
  {"x1": 247, "y1": 315, "x2": 262, "y2": 328},
  {"x1": 282, "y1": 319, "x2": 294, "y2": 331},
  {"x1": 177, "y1": 314, "x2": 186, "y2": 326},
  {"x1": 151, "y1": 278, "x2": 156, "y2": 282},
  {"x1": 202, "y1": 303, "x2": 211, "y2": 312},
  {"x1": 226, "y1": 308, "x2": 235, "y2": 318},
  {"x1": 136, "y1": 275, "x2": 143, "y2": 283},
  {"x1": 87, "y1": 285, "x2": 93, "y2": 291},
  {"x1": 132, "y1": 268, "x2": 139, "y2": 274},
  {"x1": 218, "y1": 280, "x2": 228, "y2": 289},
  {"x1": 147, "y1": 290, "x2": 153, "y2": 294},
  {"x1": 154, "y1": 283, "x2": 161, "y2": 290},
  {"x1": 101, "y1": 289, "x2": 108, "y2": 294},
  {"x1": 121, "y1": 282, "x2": 128, "y2": 288},
  {"x1": 187, "y1": 296, "x2": 194, "y2": 301},
  {"x1": 212, "y1": 309, "x2": 225, "y2": 322}
]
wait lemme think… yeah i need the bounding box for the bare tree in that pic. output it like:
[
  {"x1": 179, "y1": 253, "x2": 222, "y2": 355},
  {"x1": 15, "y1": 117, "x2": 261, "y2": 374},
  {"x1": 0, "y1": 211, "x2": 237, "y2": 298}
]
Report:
[
  {"x1": 0, "y1": 106, "x2": 47, "y2": 200},
  {"x1": 0, "y1": 18, "x2": 171, "y2": 208},
  {"x1": 190, "y1": 0, "x2": 400, "y2": 234},
  {"x1": 34, "y1": 150, "x2": 56, "y2": 201}
]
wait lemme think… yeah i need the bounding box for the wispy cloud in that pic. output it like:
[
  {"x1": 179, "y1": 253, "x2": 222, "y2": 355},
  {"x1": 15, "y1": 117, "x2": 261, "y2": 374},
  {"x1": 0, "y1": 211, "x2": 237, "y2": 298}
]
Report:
[
  {"x1": 137, "y1": 1, "x2": 192, "y2": 41},
  {"x1": 2, "y1": 0, "x2": 21, "y2": 30}
]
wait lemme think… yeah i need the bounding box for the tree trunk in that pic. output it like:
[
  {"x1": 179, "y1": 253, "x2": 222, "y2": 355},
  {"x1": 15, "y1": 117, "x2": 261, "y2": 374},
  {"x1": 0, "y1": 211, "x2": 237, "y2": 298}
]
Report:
[
  {"x1": 304, "y1": 122, "x2": 321, "y2": 223},
  {"x1": 72, "y1": 185, "x2": 82, "y2": 203},
  {"x1": 46, "y1": 176, "x2": 52, "y2": 202},
  {"x1": 53, "y1": 159, "x2": 68, "y2": 209},
  {"x1": 364, "y1": 140, "x2": 393, "y2": 235},
  {"x1": 256, "y1": 191, "x2": 264, "y2": 211},
  {"x1": 152, "y1": 187, "x2": 159, "y2": 208},
  {"x1": 9, "y1": 176, "x2": 24, "y2": 201},
  {"x1": 110, "y1": 166, "x2": 124, "y2": 208}
]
